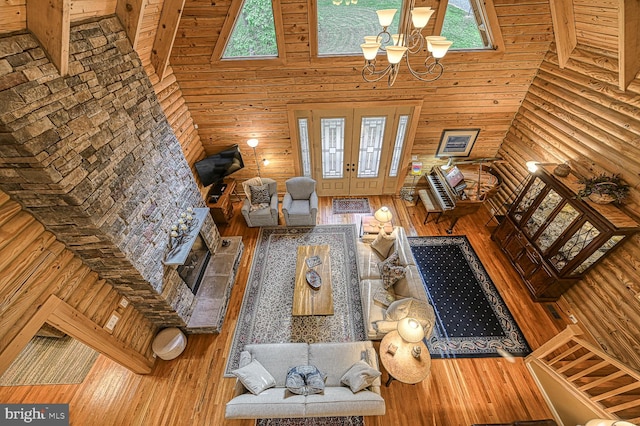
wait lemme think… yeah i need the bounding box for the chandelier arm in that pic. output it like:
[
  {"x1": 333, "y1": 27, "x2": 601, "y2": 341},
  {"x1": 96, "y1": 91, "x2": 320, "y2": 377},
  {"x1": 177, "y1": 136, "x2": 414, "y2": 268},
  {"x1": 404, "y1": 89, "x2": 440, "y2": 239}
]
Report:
[
  {"x1": 406, "y1": 29, "x2": 424, "y2": 54},
  {"x1": 404, "y1": 54, "x2": 445, "y2": 82},
  {"x1": 361, "y1": 60, "x2": 393, "y2": 83},
  {"x1": 387, "y1": 64, "x2": 400, "y2": 86}
]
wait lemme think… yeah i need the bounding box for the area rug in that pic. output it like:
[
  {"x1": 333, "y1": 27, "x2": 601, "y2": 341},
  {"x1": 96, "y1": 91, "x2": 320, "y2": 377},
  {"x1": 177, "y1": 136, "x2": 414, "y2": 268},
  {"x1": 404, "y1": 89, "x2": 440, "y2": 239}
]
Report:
[
  {"x1": 0, "y1": 336, "x2": 98, "y2": 386},
  {"x1": 225, "y1": 224, "x2": 365, "y2": 376},
  {"x1": 408, "y1": 236, "x2": 531, "y2": 359},
  {"x1": 331, "y1": 198, "x2": 371, "y2": 214},
  {"x1": 256, "y1": 417, "x2": 364, "y2": 426}
]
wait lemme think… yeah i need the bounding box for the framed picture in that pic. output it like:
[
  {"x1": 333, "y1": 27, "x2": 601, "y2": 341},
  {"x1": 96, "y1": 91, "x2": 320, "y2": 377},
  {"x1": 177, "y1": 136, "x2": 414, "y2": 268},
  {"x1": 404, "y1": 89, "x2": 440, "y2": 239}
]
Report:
[{"x1": 436, "y1": 129, "x2": 480, "y2": 157}]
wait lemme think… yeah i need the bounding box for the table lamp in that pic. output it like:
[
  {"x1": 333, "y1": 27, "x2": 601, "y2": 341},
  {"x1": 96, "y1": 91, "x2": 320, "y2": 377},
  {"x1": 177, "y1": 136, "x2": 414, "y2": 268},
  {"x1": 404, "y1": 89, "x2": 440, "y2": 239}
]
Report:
[
  {"x1": 397, "y1": 317, "x2": 424, "y2": 358},
  {"x1": 374, "y1": 206, "x2": 392, "y2": 231}
]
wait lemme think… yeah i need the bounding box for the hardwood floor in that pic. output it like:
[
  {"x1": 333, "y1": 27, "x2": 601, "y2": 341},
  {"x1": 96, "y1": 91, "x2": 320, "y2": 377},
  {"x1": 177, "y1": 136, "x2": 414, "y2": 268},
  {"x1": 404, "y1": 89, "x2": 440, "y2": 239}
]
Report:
[{"x1": 0, "y1": 195, "x2": 572, "y2": 426}]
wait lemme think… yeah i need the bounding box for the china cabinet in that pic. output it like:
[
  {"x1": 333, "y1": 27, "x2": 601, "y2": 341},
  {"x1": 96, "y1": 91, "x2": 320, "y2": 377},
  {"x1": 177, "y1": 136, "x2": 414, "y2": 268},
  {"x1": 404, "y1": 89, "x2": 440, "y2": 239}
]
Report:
[{"x1": 492, "y1": 166, "x2": 639, "y2": 301}]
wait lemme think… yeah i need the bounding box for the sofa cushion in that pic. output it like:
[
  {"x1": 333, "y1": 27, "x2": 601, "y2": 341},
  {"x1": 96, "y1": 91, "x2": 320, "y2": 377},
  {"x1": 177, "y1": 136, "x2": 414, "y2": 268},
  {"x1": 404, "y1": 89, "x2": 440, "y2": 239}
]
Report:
[
  {"x1": 384, "y1": 297, "x2": 435, "y2": 331},
  {"x1": 286, "y1": 365, "x2": 327, "y2": 396},
  {"x1": 224, "y1": 388, "x2": 307, "y2": 419},
  {"x1": 232, "y1": 359, "x2": 276, "y2": 395},
  {"x1": 361, "y1": 279, "x2": 390, "y2": 339},
  {"x1": 243, "y1": 343, "x2": 309, "y2": 387},
  {"x1": 370, "y1": 229, "x2": 396, "y2": 258},
  {"x1": 308, "y1": 342, "x2": 378, "y2": 387},
  {"x1": 341, "y1": 361, "x2": 382, "y2": 393},
  {"x1": 357, "y1": 241, "x2": 383, "y2": 280},
  {"x1": 393, "y1": 264, "x2": 424, "y2": 299},
  {"x1": 381, "y1": 264, "x2": 406, "y2": 290},
  {"x1": 378, "y1": 251, "x2": 399, "y2": 274},
  {"x1": 305, "y1": 387, "x2": 386, "y2": 417}
]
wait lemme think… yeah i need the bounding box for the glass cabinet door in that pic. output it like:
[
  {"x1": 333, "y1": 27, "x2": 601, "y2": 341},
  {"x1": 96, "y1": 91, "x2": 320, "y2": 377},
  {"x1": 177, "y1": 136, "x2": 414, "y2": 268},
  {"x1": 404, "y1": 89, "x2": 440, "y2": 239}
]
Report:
[
  {"x1": 548, "y1": 219, "x2": 601, "y2": 272},
  {"x1": 513, "y1": 177, "x2": 545, "y2": 223},
  {"x1": 573, "y1": 235, "x2": 624, "y2": 274},
  {"x1": 535, "y1": 202, "x2": 581, "y2": 253},
  {"x1": 522, "y1": 189, "x2": 563, "y2": 237}
]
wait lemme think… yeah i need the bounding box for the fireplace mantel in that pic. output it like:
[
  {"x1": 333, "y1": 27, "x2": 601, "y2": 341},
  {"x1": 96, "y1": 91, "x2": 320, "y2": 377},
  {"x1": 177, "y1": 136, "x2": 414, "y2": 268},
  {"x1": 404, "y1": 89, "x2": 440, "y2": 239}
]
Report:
[{"x1": 163, "y1": 207, "x2": 210, "y2": 266}]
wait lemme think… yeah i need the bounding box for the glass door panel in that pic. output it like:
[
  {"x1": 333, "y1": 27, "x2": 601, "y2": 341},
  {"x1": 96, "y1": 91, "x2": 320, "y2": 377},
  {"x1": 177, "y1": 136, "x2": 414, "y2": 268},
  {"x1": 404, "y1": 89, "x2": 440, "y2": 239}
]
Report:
[
  {"x1": 357, "y1": 117, "x2": 386, "y2": 178},
  {"x1": 389, "y1": 115, "x2": 408, "y2": 177},
  {"x1": 297, "y1": 118, "x2": 312, "y2": 177},
  {"x1": 574, "y1": 235, "x2": 624, "y2": 274},
  {"x1": 535, "y1": 202, "x2": 581, "y2": 252},
  {"x1": 549, "y1": 220, "x2": 601, "y2": 271},
  {"x1": 523, "y1": 189, "x2": 562, "y2": 237},
  {"x1": 514, "y1": 177, "x2": 545, "y2": 223},
  {"x1": 320, "y1": 117, "x2": 345, "y2": 179}
]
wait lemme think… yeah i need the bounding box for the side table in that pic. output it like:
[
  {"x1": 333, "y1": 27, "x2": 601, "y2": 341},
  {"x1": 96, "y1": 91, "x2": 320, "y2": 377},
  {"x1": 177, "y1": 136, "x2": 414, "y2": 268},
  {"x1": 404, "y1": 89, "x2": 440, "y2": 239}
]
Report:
[
  {"x1": 360, "y1": 215, "x2": 393, "y2": 238},
  {"x1": 379, "y1": 330, "x2": 431, "y2": 386}
]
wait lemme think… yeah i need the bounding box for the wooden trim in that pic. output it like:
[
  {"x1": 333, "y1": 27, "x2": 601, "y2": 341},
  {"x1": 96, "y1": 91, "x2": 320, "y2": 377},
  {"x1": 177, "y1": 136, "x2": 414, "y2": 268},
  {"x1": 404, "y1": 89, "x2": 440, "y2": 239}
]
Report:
[
  {"x1": 26, "y1": 0, "x2": 70, "y2": 76},
  {"x1": 548, "y1": 0, "x2": 577, "y2": 68},
  {"x1": 619, "y1": 0, "x2": 640, "y2": 91},
  {"x1": 307, "y1": 0, "x2": 319, "y2": 59},
  {"x1": 482, "y1": 0, "x2": 505, "y2": 53},
  {"x1": 151, "y1": 0, "x2": 186, "y2": 81},
  {"x1": 115, "y1": 0, "x2": 146, "y2": 51}
]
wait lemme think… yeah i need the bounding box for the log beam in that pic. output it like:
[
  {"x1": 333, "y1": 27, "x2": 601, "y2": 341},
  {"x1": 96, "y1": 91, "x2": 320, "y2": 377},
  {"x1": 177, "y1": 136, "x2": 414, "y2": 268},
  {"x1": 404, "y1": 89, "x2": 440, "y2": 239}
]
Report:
[
  {"x1": 115, "y1": 0, "x2": 146, "y2": 51},
  {"x1": 548, "y1": 0, "x2": 577, "y2": 68},
  {"x1": 619, "y1": 0, "x2": 640, "y2": 91},
  {"x1": 26, "y1": 0, "x2": 70, "y2": 76},
  {"x1": 151, "y1": 0, "x2": 186, "y2": 81}
]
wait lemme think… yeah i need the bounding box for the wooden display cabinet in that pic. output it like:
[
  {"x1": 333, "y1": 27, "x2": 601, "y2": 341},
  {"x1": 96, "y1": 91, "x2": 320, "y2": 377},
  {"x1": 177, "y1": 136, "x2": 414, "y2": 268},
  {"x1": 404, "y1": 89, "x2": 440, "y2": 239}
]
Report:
[
  {"x1": 205, "y1": 178, "x2": 236, "y2": 225},
  {"x1": 492, "y1": 166, "x2": 639, "y2": 301}
]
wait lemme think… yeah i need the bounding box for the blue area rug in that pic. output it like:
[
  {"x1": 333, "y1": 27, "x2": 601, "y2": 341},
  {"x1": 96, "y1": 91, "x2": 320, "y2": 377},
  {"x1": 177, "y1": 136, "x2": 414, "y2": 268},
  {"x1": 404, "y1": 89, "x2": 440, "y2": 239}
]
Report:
[{"x1": 408, "y1": 236, "x2": 531, "y2": 359}]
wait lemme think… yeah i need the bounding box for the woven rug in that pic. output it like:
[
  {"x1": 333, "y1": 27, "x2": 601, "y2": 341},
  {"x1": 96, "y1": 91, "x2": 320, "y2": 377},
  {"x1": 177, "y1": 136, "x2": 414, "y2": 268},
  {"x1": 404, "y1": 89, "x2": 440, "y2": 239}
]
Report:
[
  {"x1": 408, "y1": 236, "x2": 531, "y2": 359},
  {"x1": 331, "y1": 198, "x2": 371, "y2": 214},
  {"x1": 0, "y1": 336, "x2": 98, "y2": 386},
  {"x1": 256, "y1": 417, "x2": 364, "y2": 426},
  {"x1": 225, "y1": 224, "x2": 365, "y2": 376}
]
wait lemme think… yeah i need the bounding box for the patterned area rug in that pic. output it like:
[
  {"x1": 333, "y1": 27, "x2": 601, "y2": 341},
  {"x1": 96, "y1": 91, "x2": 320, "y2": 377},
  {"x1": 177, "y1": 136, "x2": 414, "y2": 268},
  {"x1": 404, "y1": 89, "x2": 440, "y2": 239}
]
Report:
[
  {"x1": 256, "y1": 417, "x2": 364, "y2": 426},
  {"x1": 0, "y1": 336, "x2": 98, "y2": 386},
  {"x1": 225, "y1": 224, "x2": 365, "y2": 376},
  {"x1": 408, "y1": 236, "x2": 531, "y2": 359},
  {"x1": 331, "y1": 198, "x2": 371, "y2": 214}
]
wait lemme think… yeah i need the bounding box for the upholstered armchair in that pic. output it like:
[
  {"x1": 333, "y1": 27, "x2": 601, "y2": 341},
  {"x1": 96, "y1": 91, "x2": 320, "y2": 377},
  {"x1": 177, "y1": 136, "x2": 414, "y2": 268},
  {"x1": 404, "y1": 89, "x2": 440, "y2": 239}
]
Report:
[
  {"x1": 240, "y1": 177, "x2": 279, "y2": 227},
  {"x1": 282, "y1": 177, "x2": 318, "y2": 226}
]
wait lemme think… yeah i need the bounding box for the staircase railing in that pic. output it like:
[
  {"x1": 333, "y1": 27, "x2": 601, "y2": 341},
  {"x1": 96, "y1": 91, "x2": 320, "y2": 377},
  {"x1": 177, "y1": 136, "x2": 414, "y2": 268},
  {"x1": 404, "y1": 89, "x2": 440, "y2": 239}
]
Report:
[{"x1": 526, "y1": 325, "x2": 640, "y2": 424}]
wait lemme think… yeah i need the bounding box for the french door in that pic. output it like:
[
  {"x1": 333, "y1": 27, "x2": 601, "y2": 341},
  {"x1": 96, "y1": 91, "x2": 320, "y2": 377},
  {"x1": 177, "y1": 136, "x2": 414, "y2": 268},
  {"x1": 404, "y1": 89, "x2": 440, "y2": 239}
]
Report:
[{"x1": 289, "y1": 102, "x2": 421, "y2": 196}]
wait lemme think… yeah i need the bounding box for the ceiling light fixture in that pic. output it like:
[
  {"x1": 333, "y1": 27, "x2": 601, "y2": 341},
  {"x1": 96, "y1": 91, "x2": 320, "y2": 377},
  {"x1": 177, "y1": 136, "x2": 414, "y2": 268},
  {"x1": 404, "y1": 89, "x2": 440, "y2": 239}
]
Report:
[{"x1": 360, "y1": 1, "x2": 452, "y2": 86}]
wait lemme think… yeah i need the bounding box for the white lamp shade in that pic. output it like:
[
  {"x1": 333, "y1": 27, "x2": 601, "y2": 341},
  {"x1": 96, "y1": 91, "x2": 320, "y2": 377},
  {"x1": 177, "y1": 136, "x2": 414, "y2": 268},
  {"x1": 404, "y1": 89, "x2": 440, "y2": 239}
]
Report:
[
  {"x1": 376, "y1": 9, "x2": 397, "y2": 27},
  {"x1": 430, "y1": 39, "x2": 453, "y2": 58},
  {"x1": 585, "y1": 420, "x2": 637, "y2": 426},
  {"x1": 526, "y1": 161, "x2": 539, "y2": 173},
  {"x1": 386, "y1": 46, "x2": 407, "y2": 64},
  {"x1": 397, "y1": 318, "x2": 424, "y2": 343},
  {"x1": 364, "y1": 35, "x2": 379, "y2": 44},
  {"x1": 247, "y1": 138, "x2": 259, "y2": 148},
  {"x1": 425, "y1": 35, "x2": 446, "y2": 52},
  {"x1": 361, "y1": 43, "x2": 381, "y2": 60},
  {"x1": 411, "y1": 7, "x2": 434, "y2": 29},
  {"x1": 374, "y1": 206, "x2": 392, "y2": 224},
  {"x1": 391, "y1": 34, "x2": 405, "y2": 46}
]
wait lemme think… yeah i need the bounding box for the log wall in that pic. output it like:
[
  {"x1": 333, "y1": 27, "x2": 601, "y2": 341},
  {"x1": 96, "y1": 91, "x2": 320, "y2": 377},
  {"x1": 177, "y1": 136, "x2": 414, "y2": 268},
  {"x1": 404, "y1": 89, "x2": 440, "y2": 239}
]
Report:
[
  {"x1": 496, "y1": 39, "x2": 640, "y2": 371},
  {"x1": 0, "y1": 190, "x2": 157, "y2": 373}
]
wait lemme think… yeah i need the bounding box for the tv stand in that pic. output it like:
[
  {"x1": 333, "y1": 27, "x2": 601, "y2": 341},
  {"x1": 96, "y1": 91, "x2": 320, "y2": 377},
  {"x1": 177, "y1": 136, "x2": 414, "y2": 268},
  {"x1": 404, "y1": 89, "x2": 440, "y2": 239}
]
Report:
[{"x1": 206, "y1": 178, "x2": 236, "y2": 225}]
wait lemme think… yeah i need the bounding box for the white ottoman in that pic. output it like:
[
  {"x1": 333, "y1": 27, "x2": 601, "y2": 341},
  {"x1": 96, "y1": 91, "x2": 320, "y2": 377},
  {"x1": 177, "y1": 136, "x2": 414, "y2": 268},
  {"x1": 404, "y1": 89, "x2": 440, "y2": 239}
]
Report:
[{"x1": 152, "y1": 327, "x2": 187, "y2": 360}]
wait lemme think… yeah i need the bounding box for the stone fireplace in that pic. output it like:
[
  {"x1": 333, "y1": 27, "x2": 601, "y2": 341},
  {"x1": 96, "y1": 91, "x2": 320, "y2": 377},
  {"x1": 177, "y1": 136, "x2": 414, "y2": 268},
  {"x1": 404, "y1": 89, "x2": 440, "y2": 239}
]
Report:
[{"x1": 0, "y1": 17, "x2": 220, "y2": 327}]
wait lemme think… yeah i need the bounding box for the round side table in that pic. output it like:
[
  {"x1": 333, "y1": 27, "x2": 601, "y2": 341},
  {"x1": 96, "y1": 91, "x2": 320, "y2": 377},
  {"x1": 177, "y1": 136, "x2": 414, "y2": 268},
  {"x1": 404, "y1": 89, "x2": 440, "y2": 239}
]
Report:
[{"x1": 379, "y1": 330, "x2": 431, "y2": 385}]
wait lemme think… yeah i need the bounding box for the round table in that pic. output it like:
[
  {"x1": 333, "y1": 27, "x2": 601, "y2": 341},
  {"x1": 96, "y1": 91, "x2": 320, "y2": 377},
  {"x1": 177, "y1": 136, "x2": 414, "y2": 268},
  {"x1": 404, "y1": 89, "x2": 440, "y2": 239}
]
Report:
[{"x1": 379, "y1": 330, "x2": 431, "y2": 385}]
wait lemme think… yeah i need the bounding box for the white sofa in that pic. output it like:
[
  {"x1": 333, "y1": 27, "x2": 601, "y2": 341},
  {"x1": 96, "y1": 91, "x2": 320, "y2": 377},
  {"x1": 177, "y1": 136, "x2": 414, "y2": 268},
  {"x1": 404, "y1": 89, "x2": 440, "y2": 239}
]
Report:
[
  {"x1": 357, "y1": 226, "x2": 434, "y2": 340},
  {"x1": 225, "y1": 341, "x2": 385, "y2": 419}
]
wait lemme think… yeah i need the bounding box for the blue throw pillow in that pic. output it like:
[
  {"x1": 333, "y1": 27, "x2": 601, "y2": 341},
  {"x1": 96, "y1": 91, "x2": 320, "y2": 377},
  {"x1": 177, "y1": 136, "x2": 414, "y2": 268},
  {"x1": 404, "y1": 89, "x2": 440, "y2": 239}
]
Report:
[{"x1": 285, "y1": 365, "x2": 327, "y2": 396}]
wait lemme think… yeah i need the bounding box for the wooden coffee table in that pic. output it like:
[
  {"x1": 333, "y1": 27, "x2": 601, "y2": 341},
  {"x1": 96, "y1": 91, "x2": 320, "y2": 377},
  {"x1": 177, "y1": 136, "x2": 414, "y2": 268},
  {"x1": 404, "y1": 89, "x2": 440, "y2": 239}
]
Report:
[{"x1": 292, "y1": 245, "x2": 333, "y2": 316}]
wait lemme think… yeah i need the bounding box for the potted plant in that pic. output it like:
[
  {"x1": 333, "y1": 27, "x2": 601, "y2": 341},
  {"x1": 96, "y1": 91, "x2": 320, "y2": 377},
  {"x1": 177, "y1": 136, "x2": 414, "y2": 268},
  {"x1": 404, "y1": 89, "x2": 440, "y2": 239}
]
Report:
[{"x1": 577, "y1": 173, "x2": 629, "y2": 204}]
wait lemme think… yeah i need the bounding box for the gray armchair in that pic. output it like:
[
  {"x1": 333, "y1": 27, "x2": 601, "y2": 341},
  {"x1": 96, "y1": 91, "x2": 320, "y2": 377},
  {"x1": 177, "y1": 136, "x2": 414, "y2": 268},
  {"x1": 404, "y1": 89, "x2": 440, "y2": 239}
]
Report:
[
  {"x1": 241, "y1": 177, "x2": 279, "y2": 227},
  {"x1": 282, "y1": 177, "x2": 318, "y2": 226}
]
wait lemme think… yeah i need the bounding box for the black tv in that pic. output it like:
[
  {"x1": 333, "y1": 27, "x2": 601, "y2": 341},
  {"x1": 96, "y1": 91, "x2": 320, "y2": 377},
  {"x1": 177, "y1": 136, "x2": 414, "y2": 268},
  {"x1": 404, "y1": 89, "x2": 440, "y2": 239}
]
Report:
[{"x1": 194, "y1": 144, "x2": 245, "y2": 187}]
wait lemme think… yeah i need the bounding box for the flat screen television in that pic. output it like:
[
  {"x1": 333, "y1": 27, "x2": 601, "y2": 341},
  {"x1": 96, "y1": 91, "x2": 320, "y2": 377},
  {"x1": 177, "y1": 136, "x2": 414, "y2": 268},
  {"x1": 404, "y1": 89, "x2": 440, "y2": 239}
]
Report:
[{"x1": 194, "y1": 144, "x2": 245, "y2": 187}]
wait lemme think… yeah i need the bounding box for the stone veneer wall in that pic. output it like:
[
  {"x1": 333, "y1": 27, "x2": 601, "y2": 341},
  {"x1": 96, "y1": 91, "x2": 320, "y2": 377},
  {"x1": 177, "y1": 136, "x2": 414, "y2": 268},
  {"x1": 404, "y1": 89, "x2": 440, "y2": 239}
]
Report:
[{"x1": 0, "y1": 16, "x2": 220, "y2": 326}]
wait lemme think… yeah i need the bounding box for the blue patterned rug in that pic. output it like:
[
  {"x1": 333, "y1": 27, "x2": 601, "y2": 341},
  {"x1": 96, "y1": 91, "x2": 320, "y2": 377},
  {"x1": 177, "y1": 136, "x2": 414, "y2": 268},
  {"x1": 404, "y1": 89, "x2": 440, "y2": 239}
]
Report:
[
  {"x1": 408, "y1": 236, "x2": 531, "y2": 359},
  {"x1": 225, "y1": 225, "x2": 365, "y2": 376}
]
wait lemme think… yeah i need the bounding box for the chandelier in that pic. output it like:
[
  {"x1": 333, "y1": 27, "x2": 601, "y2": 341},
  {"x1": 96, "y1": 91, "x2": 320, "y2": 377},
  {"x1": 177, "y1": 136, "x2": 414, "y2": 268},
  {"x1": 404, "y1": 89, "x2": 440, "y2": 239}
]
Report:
[{"x1": 360, "y1": 1, "x2": 453, "y2": 86}]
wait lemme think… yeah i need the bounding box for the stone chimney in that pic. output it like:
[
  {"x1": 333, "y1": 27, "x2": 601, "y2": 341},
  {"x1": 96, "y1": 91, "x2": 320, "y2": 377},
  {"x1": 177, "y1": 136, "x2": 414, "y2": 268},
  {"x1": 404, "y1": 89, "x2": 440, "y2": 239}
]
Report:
[{"x1": 0, "y1": 17, "x2": 219, "y2": 327}]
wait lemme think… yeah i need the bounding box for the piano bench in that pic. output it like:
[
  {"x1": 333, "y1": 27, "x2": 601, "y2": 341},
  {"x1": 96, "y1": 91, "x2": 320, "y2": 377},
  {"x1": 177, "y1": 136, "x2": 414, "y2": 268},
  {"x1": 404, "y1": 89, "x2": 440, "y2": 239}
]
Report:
[{"x1": 418, "y1": 189, "x2": 443, "y2": 224}]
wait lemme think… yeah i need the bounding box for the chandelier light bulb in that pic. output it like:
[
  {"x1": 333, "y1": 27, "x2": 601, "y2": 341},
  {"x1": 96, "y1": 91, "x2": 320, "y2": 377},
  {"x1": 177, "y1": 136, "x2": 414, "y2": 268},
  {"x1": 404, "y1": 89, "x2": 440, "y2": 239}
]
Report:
[
  {"x1": 425, "y1": 36, "x2": 447, "y2": 53},
  {"x1": 376, "y1": 9, "x2": 397, "y2": 27},
  {"x1": 361, "y1": 43, "x2": 381, "y2": 60},
  {"x1": 391, "y1": 34, "x2": 404, "y2": 46},
  {"x1": 386, "y1": 46, "x2": 407, "y2": 64},
  {"x1": 411, "y1": 7, "x2": 434, "y2": 29},
  {"x1": 364, "y1": 35, "x2": 379, "y2": 44},
  {"x1": 430, "y1": 39, "x2": 453, "y2": 59}
]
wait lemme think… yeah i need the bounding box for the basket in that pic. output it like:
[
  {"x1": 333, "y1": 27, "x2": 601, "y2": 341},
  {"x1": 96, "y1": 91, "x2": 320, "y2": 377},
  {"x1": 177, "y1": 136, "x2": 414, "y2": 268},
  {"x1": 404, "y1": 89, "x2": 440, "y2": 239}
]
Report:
[{"x1": 588, "y1": 193, "x2": 615, "y2": 204}]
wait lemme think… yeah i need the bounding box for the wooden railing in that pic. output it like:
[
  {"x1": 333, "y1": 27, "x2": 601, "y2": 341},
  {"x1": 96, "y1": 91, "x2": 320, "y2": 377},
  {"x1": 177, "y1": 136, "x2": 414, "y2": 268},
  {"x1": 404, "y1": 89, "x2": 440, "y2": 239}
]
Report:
[{"x1": 526, "y1": 325, "x2": 640, "y2": 424}]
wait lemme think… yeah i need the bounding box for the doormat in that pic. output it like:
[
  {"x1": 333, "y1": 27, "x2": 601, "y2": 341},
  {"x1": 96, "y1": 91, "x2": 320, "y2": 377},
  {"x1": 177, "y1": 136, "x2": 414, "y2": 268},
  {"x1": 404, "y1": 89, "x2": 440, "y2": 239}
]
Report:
[
  {"x1": 408, "y1": 236, "x2": 531, "y2": 359},
  {"x1": 332, "y1": 198, "x2": 371, "y2": 214},
  {"x1": 0, "y1": 336, "x2": 99, "y2": 386},
  {"x1": 257, "y1": 417, "x2": 364, "y2": 426}
]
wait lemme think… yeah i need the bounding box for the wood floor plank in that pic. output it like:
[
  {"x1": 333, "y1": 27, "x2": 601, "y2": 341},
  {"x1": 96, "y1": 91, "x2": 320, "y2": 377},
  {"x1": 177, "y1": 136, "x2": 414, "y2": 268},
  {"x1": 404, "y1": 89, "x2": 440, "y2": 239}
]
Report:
[{"x1": 0, "y1": 195, "x2": 569, "y2": 425}]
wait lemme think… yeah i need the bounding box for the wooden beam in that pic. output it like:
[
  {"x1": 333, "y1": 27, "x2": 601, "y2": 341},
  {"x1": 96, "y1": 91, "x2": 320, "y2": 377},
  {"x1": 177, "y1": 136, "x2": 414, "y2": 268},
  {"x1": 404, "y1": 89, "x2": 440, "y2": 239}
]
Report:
[
  {"x1": 26, "y1": 0, "x2": 70, "y2": 76},
  {"x1": 115, "y1": 0, "x2": 146, "y2": 51},
  {"x1": 548, "y1": 0, "x2": 577, "y2": 68},
  {"x1": 619, "y1": 0, "x2": 640, "y2": 91},
  {"x1": 151, "y1": 0, "x2": 186, "y2": 81}
]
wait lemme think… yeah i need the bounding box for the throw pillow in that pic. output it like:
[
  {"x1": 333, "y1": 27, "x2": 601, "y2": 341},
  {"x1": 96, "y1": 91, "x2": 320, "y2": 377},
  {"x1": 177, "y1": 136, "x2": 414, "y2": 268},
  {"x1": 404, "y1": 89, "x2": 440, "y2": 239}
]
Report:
[
  {"x1": 381, "y1": 265, "x2": 406, "y2": 290},
  {"x1": 249, "y1": 184, "x2": 271, "y2": 204},
  {"x1": 384, "y1": 297, "x2": 434, "y2": 330},
  {"x1": 231, "y1": 359, "x2": 276, "y2": 395},
  {"x1": 370, "y1": 229, "x2": 396, "y2": 258},
  {"x1": 249, "y1": 202, "x2": 269, "y2": 212},
  {"x1": 340, "y1": 361, "x2": 382, "y2": 393},
  {"x1": 286, "y1": 365, "x2": 327, "y2": 396},
  {"x1": 378, "y1": 251, "x2": 400, "y2": 275}
]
